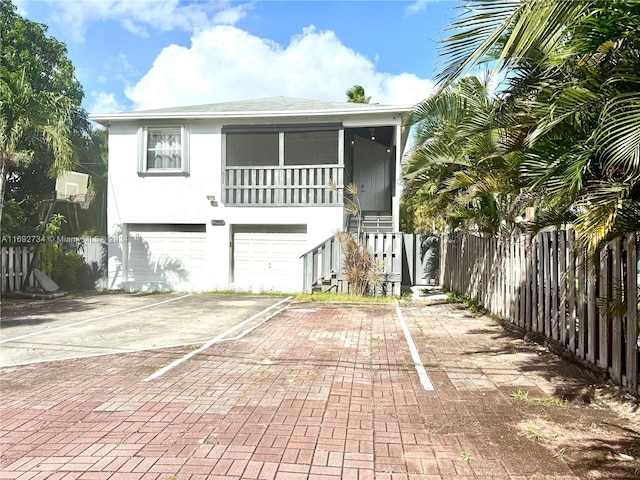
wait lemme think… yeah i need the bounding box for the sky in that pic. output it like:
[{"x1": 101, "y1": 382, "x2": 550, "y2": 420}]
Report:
[{"x1": 15, "y1": 0, "x2": 460, "y2": 114}]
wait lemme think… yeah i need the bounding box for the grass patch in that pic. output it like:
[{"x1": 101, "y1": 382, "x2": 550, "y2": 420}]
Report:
[
  {"x1": 459, "y1": 451, "x2": 475, "y2": 463},
  {"x1": 204, "y1": 289, "x2": 295, "y2": 296},
  {"x1": 524, "y1": 425, "x2": 552, "y2": 443},
  {"x1": 295, "y1": 292, "x2": 397, "y2": 303},
  {"x1": 553, "y1": 447, "x2": 566, "y2": 460},
  {"x1": 510, "y1": 389, "x2": 568, "y2": 408},
  {"x1": 445, "y1": 291, "x2": 485, "y2": 313}
]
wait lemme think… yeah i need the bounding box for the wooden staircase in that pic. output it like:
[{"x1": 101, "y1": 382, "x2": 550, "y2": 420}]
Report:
[
  {"x1": 348, "y1": 213, "x2": 393, "y2": 234},
  {"x1": 301, "y1": 232, "x2": 404, "y2": 295}
]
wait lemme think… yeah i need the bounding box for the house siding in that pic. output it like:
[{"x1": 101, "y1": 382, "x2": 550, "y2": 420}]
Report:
[{"x1": 103, "y1": 108, "x2": 405, "y2": 292}]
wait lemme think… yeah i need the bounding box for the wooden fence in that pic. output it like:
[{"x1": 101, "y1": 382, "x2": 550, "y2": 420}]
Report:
[
  {"x1": 441, "y1": 230, "x2": 639, "y2": 396},
  {"x1": 1, "y1": 246, "x2": 37, "y2": 296},
  {"x1": 1, "y1": 240, "x2": 107, "y2": 297}
]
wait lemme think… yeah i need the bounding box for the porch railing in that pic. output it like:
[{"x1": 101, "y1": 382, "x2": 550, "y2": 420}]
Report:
[
  {"x1": 301, "y1": 232, "x2": 404, "y2": 296},
  {"x1": 224, "y1": 165, "x2": 344, "y2": 206}
]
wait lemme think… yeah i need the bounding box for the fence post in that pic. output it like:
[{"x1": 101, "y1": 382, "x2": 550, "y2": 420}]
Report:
[
  {"x1": 598, "y1": 244, "x2": 610, "y2": 369},
  {"x1": 625, "y1": 233, "x2": 638, "y2": 394},
  {"x1": 551, "y1": 231, "x2": 559, "y2": 341},
  {"x1": 558, "y1": 230, "x2": 567, "y2": 346},
  {"x1": 610, "y1": 239, "x2": 623, "y2": 383},
  {"x1": 587, "y1": 251, "x2": 598, "y2": 364}
]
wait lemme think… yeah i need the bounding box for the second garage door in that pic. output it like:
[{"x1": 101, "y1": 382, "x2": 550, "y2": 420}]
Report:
[{"x1": 233, "y1": 225, "x2": 307, "y2": 293}]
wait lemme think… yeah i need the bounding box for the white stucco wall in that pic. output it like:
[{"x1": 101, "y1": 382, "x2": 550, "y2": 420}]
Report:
[
  {"x1": 106, "y1": 120, "x2": 347, "y2": 291},
  {"x1": 105, "y1": 112, "x2": 404, "y2": 292}
]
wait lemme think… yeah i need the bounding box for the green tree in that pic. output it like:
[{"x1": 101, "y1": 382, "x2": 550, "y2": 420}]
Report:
[
  {"x1": 402, "y1": 75, "x2": 523, "y2": 237},
  {"x1": 346, "y1": 85, "x2": 371, "y2": 104},
  {"x1": 0, "y1": 0, "x2": 87, "y2": 231},
  {"x1": 431, "y1": 0, "x2": 640, "y2": 250},
  {"x1": 0, "y1": 68, "x2": 74, "y2": 226}
]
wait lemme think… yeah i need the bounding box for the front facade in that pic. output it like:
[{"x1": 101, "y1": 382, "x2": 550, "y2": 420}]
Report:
[{"x1": 91, "y1": 97, "x2": 410, "y2": 293}]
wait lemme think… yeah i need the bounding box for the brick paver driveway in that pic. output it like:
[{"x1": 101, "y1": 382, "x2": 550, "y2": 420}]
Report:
[{"x1": 0, "y1": 297, "x2": 638, "y2": 479}]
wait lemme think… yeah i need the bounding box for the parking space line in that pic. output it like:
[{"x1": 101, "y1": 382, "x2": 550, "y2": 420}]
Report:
[
  {"x1": 0, "y1": 294, "x2": 192, "y2": 345},
  {"x1": 143, "y1": 296, "x2": 293, "y2": 381},
  {"x1": 395, "y1": 303, "x2": 434, "y2": 391}
]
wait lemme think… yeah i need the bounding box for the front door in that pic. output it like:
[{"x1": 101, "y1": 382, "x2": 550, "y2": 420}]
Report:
[{"x1": 353, "y1": 136, "x2": 391, "y2": 212}]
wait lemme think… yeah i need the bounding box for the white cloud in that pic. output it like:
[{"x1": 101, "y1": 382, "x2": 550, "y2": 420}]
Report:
[
  {"x1": 126, "y1": 25, "x2": 435, "y2": 110},
  {"x1": 375, "y1": 73, "x2": 435, "y2": 106},
  {"x1": 405, "y1": 0, "x2": 441, "y2": 16},
  {"x1": 212, "y1": 3, "x2": 252, "y2": 25},
  {"x1": 45, "y1": 0, "x2": 251, "y2": 41},
  {"x1": 13, "y1": 0, "x2": 29, "y2": 16},
  {"x1": 89, "y1": 91, "x2": 126, "y2": 114}
]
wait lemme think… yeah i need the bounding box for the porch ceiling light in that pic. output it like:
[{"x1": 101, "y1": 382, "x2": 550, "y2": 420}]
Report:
[{"x1": 369, "y1": 128, "x2": 375, "y2": 141}]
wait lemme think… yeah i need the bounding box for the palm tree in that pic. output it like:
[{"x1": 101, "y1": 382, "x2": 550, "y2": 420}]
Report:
[
  {"x1": 435, "y1": 0, "x2": 640, "y2": 250},
  {"x1": 0, "y1": 67, "x2": 74, "y2": 226},
  {"x1": 346, "y1": 85, "x2": 371, "y2": 104},
  {"x1": 402, "y1": 74, "x2": 523, "y2": 237}
]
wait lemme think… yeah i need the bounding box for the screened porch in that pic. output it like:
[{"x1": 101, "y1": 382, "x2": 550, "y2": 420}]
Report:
[{"x1": 222, "y1": 125, "x2": 345, "y2": 206}]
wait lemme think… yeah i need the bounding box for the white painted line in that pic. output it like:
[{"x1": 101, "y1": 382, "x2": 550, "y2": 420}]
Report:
[
  {"x1": 143, "y1": 296, "x2": 293, "y2": 381},
  {"x1": 395, "y1": 302, "x2": 434, "y2": 391},
  {"x1": 217, "y1": 304, "x2": 290, "y2": 343},
  {"x1": 0, "y1": 294, "x2": 192, "y2": 345}
]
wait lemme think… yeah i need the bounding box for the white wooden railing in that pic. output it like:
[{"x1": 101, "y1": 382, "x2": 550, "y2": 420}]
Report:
[
  {"x1": 224, "y1": 165, "x2": 344, "y2": 206},
  {"x1": 301, "y1": 232, "x2": 404, "y2": 296}
]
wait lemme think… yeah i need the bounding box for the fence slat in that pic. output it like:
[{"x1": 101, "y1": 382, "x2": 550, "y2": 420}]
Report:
[
  {"x1": 587, "y1": 253, "x2": 598, "y2": 364},
  {"x1": 598, "y1": 246, "x2": 610, "y2": 369},
  {"x1": 568, "y1": 228, "x2": 577, "y2": 353},
  {"x1": 558, "y1": 231, "x2": 567, "y2": 346},
  {"x1": 610, "y1": 239, "x2": 623, "y2": 382},
  {"x1": 551, "y1": 231, "x2": 559, "y2": 341}
]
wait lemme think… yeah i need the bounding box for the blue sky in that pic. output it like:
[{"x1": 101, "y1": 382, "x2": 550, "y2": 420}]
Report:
[{"x1": 16, "y1": 0, "x2": 459, "y2": 113}]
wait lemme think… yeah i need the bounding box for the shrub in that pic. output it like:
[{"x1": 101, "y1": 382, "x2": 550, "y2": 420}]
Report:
[
  {"x1": 52, "y1": 251, "x2": 84, "y2": 290},
  {"x1": 337, "y1": 232, "x2": 384, "y2": 296}
]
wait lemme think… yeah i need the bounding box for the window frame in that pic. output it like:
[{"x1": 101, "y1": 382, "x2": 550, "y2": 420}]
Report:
[{"x1": 138, "y1": 125, "x2": 190, "y2": 176}]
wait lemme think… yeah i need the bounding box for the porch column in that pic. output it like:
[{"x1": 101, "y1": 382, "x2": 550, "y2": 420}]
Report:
[{"x1": 392, "y1": 121, "x2": 403, "y2": 232}]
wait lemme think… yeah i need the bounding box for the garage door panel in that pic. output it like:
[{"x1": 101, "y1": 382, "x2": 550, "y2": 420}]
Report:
[
  {"x1": 127, "y1": 226, "x2": 206, "y2": 291},
  {"x1": 233, "y1": 228, "x2": 306, "y2": 293}
]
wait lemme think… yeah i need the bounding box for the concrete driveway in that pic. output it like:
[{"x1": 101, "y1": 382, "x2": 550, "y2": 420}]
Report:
[{"x1": 0, "y1": 293, "x2": 291, "y2": 367}]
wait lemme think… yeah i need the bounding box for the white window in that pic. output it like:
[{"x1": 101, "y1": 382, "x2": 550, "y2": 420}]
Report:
[{"x1": 138, "y1": 126, "x2": 189, "y2": 175}]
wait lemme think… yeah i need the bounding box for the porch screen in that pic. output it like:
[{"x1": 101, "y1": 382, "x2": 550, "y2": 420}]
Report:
[
  {"x1": 284, "y1": 130, "x2": 338, "y2": 165},
  {"x1": 226, "y1": 132, "x2": 279, "y2": 167}
]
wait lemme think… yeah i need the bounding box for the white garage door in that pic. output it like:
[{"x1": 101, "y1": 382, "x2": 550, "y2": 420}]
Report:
[
  {"x1": 126, "y1": 224, "x2": 206, "y2": 291},
  {"x1": 233, "y1": 225, "x2": 307, "y2": 293}
]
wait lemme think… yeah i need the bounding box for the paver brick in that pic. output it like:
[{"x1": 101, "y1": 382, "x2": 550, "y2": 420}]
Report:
[{"x1": 1, "y1": 299, "x2": 637, "y2": 480}]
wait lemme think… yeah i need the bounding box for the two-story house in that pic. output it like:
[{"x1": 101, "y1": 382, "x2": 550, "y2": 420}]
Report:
[{"x1": 90, "y1": 97, "x2": 411, "y2": 293}]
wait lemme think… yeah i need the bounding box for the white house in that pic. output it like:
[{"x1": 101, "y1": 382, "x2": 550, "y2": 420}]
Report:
[{"x1": 90, "y1": 97, "x2": 411, "y2": 293}]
